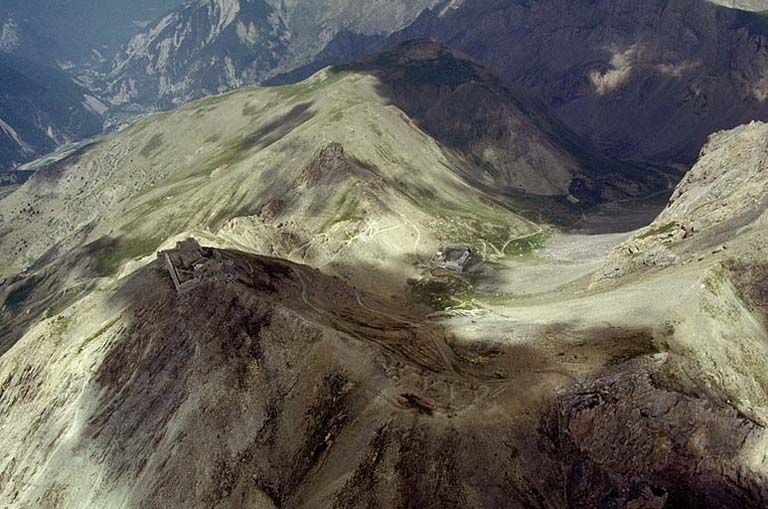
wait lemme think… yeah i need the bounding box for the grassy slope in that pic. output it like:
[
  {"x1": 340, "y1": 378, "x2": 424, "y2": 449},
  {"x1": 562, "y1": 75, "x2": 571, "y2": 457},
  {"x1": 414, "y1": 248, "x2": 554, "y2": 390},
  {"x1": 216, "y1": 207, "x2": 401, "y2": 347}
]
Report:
[{"x1": 0, "y1": 68, "x2": 538, "y2": 292}]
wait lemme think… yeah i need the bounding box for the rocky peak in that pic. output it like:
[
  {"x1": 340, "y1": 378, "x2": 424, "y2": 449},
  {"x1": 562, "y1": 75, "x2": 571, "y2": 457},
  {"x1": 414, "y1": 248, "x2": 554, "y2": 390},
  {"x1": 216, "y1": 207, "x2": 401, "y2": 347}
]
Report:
[
  {"x1": 345, "y1": 39, "x2": 486, "y2": 89},
  {"x1": 302, "y1": 143, "x2": 349, "y2": 187},
  {"x1": 660, "y1": 121, "x2": 768, "y2": 233}
]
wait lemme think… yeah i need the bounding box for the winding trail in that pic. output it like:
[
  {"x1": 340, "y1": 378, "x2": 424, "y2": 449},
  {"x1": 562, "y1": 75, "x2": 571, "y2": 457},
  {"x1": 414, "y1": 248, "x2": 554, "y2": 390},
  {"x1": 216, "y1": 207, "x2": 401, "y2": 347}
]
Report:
[
  {"x1": 291, "y1": 265, "x2": 457, "y2": 375},
  {"x1": 353, "y1": 290, "x2": 457, "y2": 376},
  {"x1": 399, "y1": 213, "x2": 422, "y2": 253}
]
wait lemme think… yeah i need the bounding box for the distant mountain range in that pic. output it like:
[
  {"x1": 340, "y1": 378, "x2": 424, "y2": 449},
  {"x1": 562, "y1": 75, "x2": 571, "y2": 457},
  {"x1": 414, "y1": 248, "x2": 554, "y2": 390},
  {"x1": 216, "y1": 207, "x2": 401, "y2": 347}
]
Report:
[
  {"x1": 0, "y1": 54, "x2": 105, "y2": 171},
  {"x1": 0, "y1": 1, "x2": 185, "y2": 169},
  {"x1": 389, "y1": 0, "x2": 768, "y2": 163},
  {"x1": 103, "y1": 0, "x2": 441, "y2": 108},
  {"x1": 99, "y1": 0, "x2": 768, "y2": 166},
  {"x1": 0, "y1": 0, "x2": 184, "y2": 67},
  {"x1": 3, "y1": 0, "x2": 768, "y2": 168}
]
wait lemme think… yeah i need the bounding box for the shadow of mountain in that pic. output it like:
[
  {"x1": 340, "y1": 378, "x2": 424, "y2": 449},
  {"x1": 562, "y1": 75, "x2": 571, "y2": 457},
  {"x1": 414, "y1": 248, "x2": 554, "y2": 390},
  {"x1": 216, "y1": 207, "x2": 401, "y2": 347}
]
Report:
[{"x1": 332, "y1": 40, "x2": 677, "y2": 209}]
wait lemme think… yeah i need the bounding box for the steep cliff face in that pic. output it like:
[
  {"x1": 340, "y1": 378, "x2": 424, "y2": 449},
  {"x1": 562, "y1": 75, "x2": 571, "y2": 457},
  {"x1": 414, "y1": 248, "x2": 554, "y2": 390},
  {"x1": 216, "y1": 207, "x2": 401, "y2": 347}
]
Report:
[
  {"x1": 0, "y1": 54, "x2": 105, "y2": 171},
  {"x1": 597, "y1": 121, "x2": 768, "y2": 283},
  {"x1": 106, "y1": 0, "x2": 291, "y2": 107},
  {"x1": 659, "y1": 121, "x2": 768, "y2": 234},
  {"x1": 391, "y1": 0, "x2": 768, "y2": 163},
  {"x1": 273, "y1": 0, "x2": 442, "y2": 65},
  {"x1": 0, "y1": 12, "x2": 58, "y2": 67},
  {"x1": 105, "y1": 0, "x2": 441, "y2": 108}
]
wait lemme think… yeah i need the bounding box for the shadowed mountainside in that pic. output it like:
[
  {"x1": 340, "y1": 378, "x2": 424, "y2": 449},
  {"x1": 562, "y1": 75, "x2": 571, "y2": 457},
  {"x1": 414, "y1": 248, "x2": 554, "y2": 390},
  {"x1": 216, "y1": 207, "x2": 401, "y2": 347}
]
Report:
[
  {"x1": 0, "y1": 53, "x2": 105, "y2": 171},
  {"x1": 0, "y1": 0, "x2": 185, "y2": 67},
  {"x1": 382, "y1": 0, "x2": 768, "y2": 164}
]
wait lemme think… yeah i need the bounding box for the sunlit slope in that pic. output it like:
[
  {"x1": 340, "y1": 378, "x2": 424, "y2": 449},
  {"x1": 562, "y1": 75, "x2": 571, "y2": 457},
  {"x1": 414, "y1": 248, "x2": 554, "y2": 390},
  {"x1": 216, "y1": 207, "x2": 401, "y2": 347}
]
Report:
[
  {"x1": 1, "y1": 123, "x2": 768, "y2": 507},
  {"x1": 596, "y1": 121, "x2": 768, "y2": 284},
  {"x1": 0, "y1": 67, "x2": 538, "y2": 286}
]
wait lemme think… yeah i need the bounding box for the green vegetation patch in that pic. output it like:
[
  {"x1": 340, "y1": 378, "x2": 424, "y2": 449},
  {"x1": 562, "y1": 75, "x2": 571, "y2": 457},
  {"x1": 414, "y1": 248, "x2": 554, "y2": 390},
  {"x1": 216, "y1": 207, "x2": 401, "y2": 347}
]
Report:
[
  {"x1": 176, "y1": 111, "x2": 302, "y2": 183},
  {"x1": 92, "y1": 235, "x2": 165, "y2": 276},
  {"x1": 230, "y1": 102, "x2": 314, "y2": 160},
  {"x1": 318, "y1": 183, "x2": 364, "y2": 231},
  {"x1": 192, "y1": 91, "x2": 238, "y2": 109},
  {"x1": 329, "y1": 110, "x2": 345, "y2": 123},
  {"x1": 502, "y1": 232, "x2": 549, "y2": 258},
  {"x1": 390, "y1": 163, "x2": 537, "y2": 247},
  {"x1": 206, "y1": 188, "x2": 244, "y2": 230},
  {"x1": 367, "y1": 121, "x2": 384, "y2": 139},
  {"x1": 127, "y1": 111, "x2": 172, "y2": 137},
  {"x1": 242, "y1": 102, "x2": 262, "y2": 117},
  {"x1": 434, "y1": 214, "x2": 546, "y2": 260},
  {"x1": 409, "y1": 274, "x2": 473, "y2": 310},
  {"x1": 408, "y1": 268, "x2": 519, "y2": 311}
]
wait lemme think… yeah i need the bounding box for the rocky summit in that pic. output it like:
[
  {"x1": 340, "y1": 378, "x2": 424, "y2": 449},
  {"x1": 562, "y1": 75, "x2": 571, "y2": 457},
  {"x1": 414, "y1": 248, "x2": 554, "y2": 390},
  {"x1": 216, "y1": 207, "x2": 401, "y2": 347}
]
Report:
[{"x1": 1, "y1": 2, "x2": 768, "y2": 508}]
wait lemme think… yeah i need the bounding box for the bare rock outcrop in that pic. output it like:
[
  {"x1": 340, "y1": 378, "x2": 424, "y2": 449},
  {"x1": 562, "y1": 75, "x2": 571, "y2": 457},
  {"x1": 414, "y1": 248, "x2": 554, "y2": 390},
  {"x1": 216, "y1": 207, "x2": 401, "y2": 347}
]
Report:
[
  {"x1": 557, "y1": 354, "x2": 768, "y2": 507},
  {"x1": 302, "y1": 142, "x2": 350, "y2": 187},
  {"x1": 595, "y1": 121, "x2": 768, "y2": 284},
  {"x1": 659, "y1": 121, "x2": 768, "y2": 235}
]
